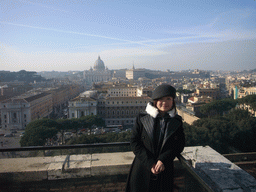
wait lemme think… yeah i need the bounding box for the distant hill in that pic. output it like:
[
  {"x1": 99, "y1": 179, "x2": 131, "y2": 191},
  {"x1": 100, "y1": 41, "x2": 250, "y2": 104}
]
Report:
[{"x1": 0, "y1": 70, "x2": 46, "y2": 83}]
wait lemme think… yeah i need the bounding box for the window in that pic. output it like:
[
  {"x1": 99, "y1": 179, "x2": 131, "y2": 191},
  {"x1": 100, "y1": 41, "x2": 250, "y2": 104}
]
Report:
[
  {"x1": 24, "y1": 114, "x2": 26, "y2": 118},
  {"x1": 72, "y1": 113, "x2": 74, "y2": 118}
]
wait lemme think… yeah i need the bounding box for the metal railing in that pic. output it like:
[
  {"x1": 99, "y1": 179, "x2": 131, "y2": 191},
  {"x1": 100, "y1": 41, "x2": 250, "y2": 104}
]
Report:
[{"x1": 0, "y1": 142, "x2": 130, "y2": 152}]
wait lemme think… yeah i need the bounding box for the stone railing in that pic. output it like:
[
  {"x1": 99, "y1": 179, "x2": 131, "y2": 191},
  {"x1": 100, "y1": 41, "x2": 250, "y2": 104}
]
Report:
[{"x1": 0, "y1": 144, "x2": 255, "y2": 191}]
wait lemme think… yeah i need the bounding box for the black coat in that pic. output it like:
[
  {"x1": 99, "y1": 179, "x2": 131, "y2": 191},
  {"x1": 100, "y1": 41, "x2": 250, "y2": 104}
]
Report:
[{"x1": 125, "y1": 111, "x2": 185, "y2": 192}]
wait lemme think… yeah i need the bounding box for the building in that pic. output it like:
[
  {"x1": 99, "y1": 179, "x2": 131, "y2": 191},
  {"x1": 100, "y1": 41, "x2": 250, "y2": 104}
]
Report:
[
  {"x1": 188, "y1": 95, "x2": 213, "y2": 104},
  {"x1": 68, "y1": 90, "x2": 151, "y2": 127},
  {"x1": 126, "y1": 65, "x2": 145, "y2": 80},
  {"x1": 68, "y1": 95, "x2": 97, "y2": 119},
  {"x1": 0, "y1": 92, "x2": 53, "y2": 130},
  {"x1": 180, "y1": 94, "x2": 190, "y2": 104},
  {"x1": 101, "y1": 96, "x2": 151, "y2": 127},
  {"x1": 46, "y1": 85, "x2": 82, "y2": 114},
  {"x1": 195, "y1": 88, "x2": 220, "y2": 100},
  {"x1": 107, "y1": 85, "x2": 139, "y2": 97},
  {"x1": 237, "y1": 87, "x2": 256, "y2": 99},
  {"x1": 83, "y1": 56, "x2": 112, "y2": 84}
]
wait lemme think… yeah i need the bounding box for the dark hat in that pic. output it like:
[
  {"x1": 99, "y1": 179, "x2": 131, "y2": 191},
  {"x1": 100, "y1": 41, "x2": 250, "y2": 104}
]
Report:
[{"x1": 152, "y1": 84, "x2": 176, "y2": 100}]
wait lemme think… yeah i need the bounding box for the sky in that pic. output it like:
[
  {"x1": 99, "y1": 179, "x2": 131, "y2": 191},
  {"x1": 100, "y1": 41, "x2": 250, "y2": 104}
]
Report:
[{"x1": 0, "y1": 0, "x2": 256, "y2": 72}]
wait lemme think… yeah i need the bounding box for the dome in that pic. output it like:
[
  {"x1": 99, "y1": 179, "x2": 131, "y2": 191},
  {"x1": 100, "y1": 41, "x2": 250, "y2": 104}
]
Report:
[{"x1": 93, "y1": 56, "x2": 105, "y2": 71}]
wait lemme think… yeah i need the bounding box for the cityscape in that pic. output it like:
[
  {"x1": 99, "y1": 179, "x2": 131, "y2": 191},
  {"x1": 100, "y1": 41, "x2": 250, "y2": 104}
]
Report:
[
  {"x1": 0, "y1": 56, "x2": 255, "y2": 139},
  {"x1": 0, "y1": 0, "x2": 256, "y2": 191}
]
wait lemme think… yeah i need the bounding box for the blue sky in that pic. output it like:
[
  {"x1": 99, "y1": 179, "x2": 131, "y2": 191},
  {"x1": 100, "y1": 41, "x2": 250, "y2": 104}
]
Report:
[{"x1": 1, "y1": 0, "x2": 256, "y2": 72}]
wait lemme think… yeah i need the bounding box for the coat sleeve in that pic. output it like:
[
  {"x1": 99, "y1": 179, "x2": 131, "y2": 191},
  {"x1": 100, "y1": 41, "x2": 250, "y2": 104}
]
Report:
[
  {"x1": 130, "y1": 115, "x2": 156, "y2": 171},
  {"x1": 157, "y1": 121, "x2": 185, "y2": 166}
]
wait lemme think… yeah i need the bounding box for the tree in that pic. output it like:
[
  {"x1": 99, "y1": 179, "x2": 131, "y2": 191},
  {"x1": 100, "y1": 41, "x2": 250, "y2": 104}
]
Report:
[
  {"x1": 56, "y1": 119, "x2": 73, "y2": 144},
  {"x1": 200, "y1": 98, "x2": 237, "y2": 117},
  {"x1": 20, "y1": 126, "x2": 58, "y2": 146},
  {"x1": 80, "y1": 115, "x2": 105, "y2": 134},
  {"x1": 187, "y1": 107, "x2": 256, "y2": 153},
  {"x1": 25, "y1": 119, "x2": 60, "y2": 132}
]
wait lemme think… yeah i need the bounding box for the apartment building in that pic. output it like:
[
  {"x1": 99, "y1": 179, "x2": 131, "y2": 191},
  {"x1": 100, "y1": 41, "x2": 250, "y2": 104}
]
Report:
[
  {"x1": 68, "y1": 91, "x2": 151, "y2": 127},
  {"x1": 101, "y1": 96, "x2": 151, "y2": 127},
  {"x1": 107, "y1": 85, "x2": 138, "y2": 97},
  {"x1": 195, "y1": 88, "x2": 220, "y2": 100},
  {"x1": 0, "y1": 92, "x2": 53, "y2": 130},
  {"x1": 107, "y1": 85, "x2": 153, "y2": 98},
  {"x1": 237, "y1": 87, "x2": 256, "y2": 98},
  {"x1": 47, "y1": 85, "x2": 81, "y2": 110}
]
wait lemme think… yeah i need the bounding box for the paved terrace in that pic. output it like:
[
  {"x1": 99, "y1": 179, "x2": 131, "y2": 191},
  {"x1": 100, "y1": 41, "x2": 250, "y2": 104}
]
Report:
[{"x1": 0, "y1": 145, "x2": 256, "y2": 192}]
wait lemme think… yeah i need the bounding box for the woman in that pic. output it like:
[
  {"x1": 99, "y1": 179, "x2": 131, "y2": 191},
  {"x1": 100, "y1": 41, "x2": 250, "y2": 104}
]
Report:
[{"x1": 126, "y1": 84, "x2": 185, "y2": 192}]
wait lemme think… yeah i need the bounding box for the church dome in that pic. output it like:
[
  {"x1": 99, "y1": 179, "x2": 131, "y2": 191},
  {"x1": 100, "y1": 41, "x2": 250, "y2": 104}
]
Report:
[{"x1": 93, "y1": 56, "x2": 105, "y2": 71}]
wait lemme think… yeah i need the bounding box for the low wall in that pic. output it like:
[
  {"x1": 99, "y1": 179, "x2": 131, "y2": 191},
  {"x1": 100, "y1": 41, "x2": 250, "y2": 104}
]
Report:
[{"x1": 1, "y1": 147, "x2": 256, "y2": 192}]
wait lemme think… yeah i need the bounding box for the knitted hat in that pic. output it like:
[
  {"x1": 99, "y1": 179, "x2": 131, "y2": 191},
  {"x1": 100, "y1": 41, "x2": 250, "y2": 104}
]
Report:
[{"x1": 151, "y1": 84, "x2": 176, "y2": 100}]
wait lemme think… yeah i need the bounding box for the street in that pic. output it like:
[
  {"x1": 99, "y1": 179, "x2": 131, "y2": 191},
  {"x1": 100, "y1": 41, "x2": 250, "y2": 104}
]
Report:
[{"x1": 0, "y1": 129, "x2": 24, "y2": 159}]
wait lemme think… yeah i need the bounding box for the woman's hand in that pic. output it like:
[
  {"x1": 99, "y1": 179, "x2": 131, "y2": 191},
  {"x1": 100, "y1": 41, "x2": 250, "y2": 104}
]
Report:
[{"x1": 151, "y1": 160, "x2": 165, "y2": 174}]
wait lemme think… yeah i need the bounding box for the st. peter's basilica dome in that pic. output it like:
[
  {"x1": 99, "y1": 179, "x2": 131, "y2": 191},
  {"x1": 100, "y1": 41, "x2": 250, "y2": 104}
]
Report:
[{"x1": 93, "y1": 56, "x2": 105, "y2": 71}]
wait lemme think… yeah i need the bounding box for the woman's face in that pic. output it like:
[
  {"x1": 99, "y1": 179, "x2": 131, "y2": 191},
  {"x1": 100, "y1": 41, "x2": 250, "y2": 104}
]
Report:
[{"x1": 156, "y1": 96, "x2": 173, "y2": 113}]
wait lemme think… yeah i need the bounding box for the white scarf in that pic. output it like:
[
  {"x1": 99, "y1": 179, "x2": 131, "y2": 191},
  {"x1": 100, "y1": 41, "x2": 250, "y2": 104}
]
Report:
[{"x1": 145, "y1": 102, "x2": 176, "y2": 118}]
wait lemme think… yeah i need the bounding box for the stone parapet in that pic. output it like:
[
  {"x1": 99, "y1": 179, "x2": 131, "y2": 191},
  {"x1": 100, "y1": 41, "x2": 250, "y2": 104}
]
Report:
[
  {"x1": 182, "y1": 146, "x2": 256, "y2": 192},
  {"x1": 0, "y1": 147, "x2": 256, "y2": 191},
  {"x1": 0, "y1": 152, "x2": 134, "y2": 182}
]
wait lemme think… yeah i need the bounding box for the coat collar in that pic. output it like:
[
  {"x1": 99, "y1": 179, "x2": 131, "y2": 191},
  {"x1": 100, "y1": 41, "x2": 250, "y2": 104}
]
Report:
[
  {"x1": 142, "y1": 102, "x2": 181, "y2": 154},
  {"x1": 145, "y1": 102, "x2": 176, "y2": 118}
]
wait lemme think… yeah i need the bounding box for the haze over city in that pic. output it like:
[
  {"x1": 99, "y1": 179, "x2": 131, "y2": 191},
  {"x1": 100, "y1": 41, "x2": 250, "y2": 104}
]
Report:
[{"x1": 1, "y1": 0, "x2": 256, "y2": 72}]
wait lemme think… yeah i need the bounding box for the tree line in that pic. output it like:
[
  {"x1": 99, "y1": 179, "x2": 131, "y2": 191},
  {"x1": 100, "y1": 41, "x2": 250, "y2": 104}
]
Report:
[
  {"x1": 186, "y1": 94, "x2": 256, "y2": 153},
  {"x1": 20, "y1": 115, "x2": 105, "y2": 147}
]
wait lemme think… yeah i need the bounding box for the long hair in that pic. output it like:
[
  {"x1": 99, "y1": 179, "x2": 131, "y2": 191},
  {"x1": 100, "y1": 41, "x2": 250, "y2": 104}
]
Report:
[{"x1": 153, "y1": 97, "x2": 177, "y2": 114}]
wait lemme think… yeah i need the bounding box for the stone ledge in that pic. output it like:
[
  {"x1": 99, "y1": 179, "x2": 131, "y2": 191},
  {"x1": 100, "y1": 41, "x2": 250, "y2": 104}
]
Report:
[
  {"x1": 0, "y1": 152, "x2": 134, "y2": 182},
  {"x1": 1, "y1": 147, "x2": 256, "y2": 192},
  {"x1": 182, "y1": 146, "x2": 256, "y2": 192}
]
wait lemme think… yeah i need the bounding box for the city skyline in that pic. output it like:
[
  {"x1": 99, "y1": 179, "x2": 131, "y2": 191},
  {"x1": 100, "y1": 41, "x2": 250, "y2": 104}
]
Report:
[{"x1": 1, "y1": 0, "x2": 256, "y2": 72}]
